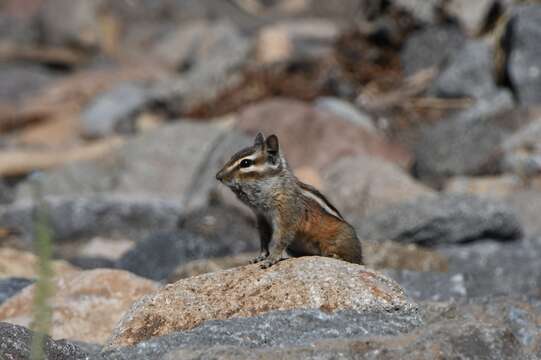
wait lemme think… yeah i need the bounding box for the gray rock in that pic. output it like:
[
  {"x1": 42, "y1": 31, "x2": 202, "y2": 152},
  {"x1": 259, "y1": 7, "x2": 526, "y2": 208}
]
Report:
[
  {"x1": 116, "y1": 204, "x2": 258, "y2": 281},
  {"x1": 101, "y1": 309, "x2": 423, "y2": 359},
  {"x1": 314, "y1": 97, "x2": 376, "y2": 133},
  {"x1": 414, "y1": 90, "x2": 519, "y2": 183},
  {"x1": 442, "y1": 237, "x2": 541, "y2": 298},
  {"x1": 147, "y1": 21, "x2": 252, "y2": 116},
  {"x1": 505, "y1": 5, "x2": 541, "y2": 106},
  {"x1": 38, "y1": 0, "x2": 103, "y2": 49},
  {"x1": 502, "y1": 116, "x2": 541, "y2": 179},
  {"x1": 322, "y1": 156, "x2": 435, "y2": 221},
  {"x1": 0, "y1": 322, "x2": 88, "y2": 360},
  {"x1": 358, "y1": 194, "x2": 523, "y2": 246},
  {"x1": 0, "y1": 278, "x2": 33, "y2": 305},
  {"x1": 0, "y1": 63, "x2": 57, "y2": 103},
  {"x1": 181, "y1": 129, "x2": 252, "y2": 213},
  {"x1": 508, "y1": 190, "x2": 541, "y2": 236},
  {"x1": 383, "y1": 270, "x2": 468, "y2": 302},
  {"x1": 15, "y1": 120, "x2": 240, "y2": 202},
  {"x1": 444, "y1": 0, "x2": 498, "y2": 35},
  {"x1": 0, "y1": 12, "x2": 39, "y2": 45},
  {"x1": 401, "y1": 25, "x2": 466, "y2": 76},
  {"x1": 0, "y1": 196, "x2": 181, "y2": 246},
  {"x1": 393, "y1": 0, "x2": 443, "y2": 24},
  {"x1": 0, "y1": 180, "x2": 14, "y2": 205},
  {"x1": 431, "y1": 40, "x2": 497, "y2": 99},
  {"x1": 100, "y1": 296, "x2": 541, "y2": 359},
  {"x1": 81, "y1": 82, "x2": 151, "y2": 138}
]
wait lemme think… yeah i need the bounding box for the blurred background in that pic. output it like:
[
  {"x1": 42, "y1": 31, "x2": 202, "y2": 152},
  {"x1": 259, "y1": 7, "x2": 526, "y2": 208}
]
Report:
[{"x1": 0, "y1": 0, "x2": 541, "y2": 351}]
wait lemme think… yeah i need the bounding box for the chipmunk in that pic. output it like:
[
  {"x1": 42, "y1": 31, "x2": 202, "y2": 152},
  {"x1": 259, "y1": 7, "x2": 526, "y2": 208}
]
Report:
[{"x1": 216, "y1": 132, "x2": 363, "y2": 268}]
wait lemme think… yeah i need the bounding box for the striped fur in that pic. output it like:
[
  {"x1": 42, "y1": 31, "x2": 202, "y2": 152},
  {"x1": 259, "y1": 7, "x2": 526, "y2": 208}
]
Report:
[{"x1": 216, "y1": 132, "x2": 363, "y2": 267}]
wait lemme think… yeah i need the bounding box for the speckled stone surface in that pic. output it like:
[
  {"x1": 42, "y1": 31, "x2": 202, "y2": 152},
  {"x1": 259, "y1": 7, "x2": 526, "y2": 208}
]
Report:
[
  {"x1": 106, "y1": 256, "x2": 418, "y2": 348},
  {"x1": 0, "y1": 269, "x2": 158, "y2": 344}
]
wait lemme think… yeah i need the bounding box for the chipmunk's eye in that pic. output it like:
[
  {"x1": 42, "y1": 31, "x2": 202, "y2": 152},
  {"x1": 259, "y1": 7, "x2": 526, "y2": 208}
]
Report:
[{"x1": 240, "y1": 159, "x2": 253, "y2": 168}]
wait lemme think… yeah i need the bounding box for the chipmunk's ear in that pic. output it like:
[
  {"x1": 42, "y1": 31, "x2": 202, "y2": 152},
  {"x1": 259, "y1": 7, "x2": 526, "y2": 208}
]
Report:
[
  {"x1": 254, "y1": 132, "x2": 265, "y2": 148},
  {"x1": 265, "y1": 134, "x2": 279, "y2": 155}
]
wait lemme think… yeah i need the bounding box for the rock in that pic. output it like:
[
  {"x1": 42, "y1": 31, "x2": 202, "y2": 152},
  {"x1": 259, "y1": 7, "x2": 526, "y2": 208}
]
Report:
[
  {"x1": 413, "y1": 91, "x2": 519, "y2": 183},
  {"x1": 103, "y1": 296, "x2": 540, "y2": 360},
  {"x1": 431, "y1": 40, "x2": 498, "y2": 99},
  {"x1": 442, "y1": 237, "x2": 541, "y2": 298},
  {"x1": 181, "y1": 129, "x2": 253, "y2": 213},
  {"x1": 383, "y1": 270, "x2": 467, "y2": 301},
  {"x1": 169, "y1": 241, "x2": 448, "y2": 282},
  {"x1": 507, "y1": 190, "x2": 541, "y2": 236},
  {"x1": 0, "y1": 247, "x2": 79, "y2": 278},
  {"x1": 502, "y1": 116, "x2": 541, "y2": 179},
  {"x1": 0, "y1": 196, "x2": 182, "y2": 246},
  {"x1": 107, "y1": 257, "x2": 418, "y2": 347},
  {"x1": 314, "y1": 97, "x2": 376, "y2": 133},
  {"x1": 359, "y1": 194, "x2": 523, "y2": 246},
  {"x1": 401, "y1": 25, "x2": 465, "y2": 76},
  {"x1": 109, "y1": 120, "x2": 236, "y2": 198},
  {"x1": 77, "y1": 237, "x2": 134, "y2": 261},
  {"x1": 38, "y1": 0, "x2": 103, "y2": 49},
  {"x1": 236, "y1": 99, "x2": 412, "y2": 172},
  {"x1": 363, "y1": 241, "x2": 448, "y2": 272},
  {"x1": 505, "y1": 5, "x2": 541, "y2": 106},
  {"x1": 0, "y1": 278, "x2": 33, "y2": 305},
  {"x1": 0, "y1": 322, "x2": 88, "y2": 360},
  {"x1": 116, "y1": 204, "x2": 258, "y2": 281},
  {"x1": 0, "y1": 179, "x2": 14, "y2": 205},
  {"x1": 102, "y1": 309, "x2": 422, "y2": 359},
  {"x1": 393, "y1": 0, "x2": 443, "y2": 24},
  {"x1": 152, "y1": 20, "x2": 252, "y2": 71},
  {"x1": 446, "y1": 178, "x2": 541, "y2": 236},
  {"x1": 0, "y1": 63, "x2": 57, "y2": 103},
  {"x1": 444, "y1": 0, "x2": 498, "y2": 35},
  {"x1": 445, "y1": 175, "x2": 522, "y2": 199},
  {"x1": 168, "y1": 253, "x2": 257, "y2": 282},
  {"x1": 81, "y1": 82, "x2": 151, "y2": 138},
  {"x1": 0, "y1": 269, "x2": 158, "y2": 344},
  {"x1": 256, "y1": 19, "x2": 339, "y2": 63},
  {"x1": 146, "y1": 21, "x2": 252, "y2": 116},
  {"x1": 16, "y1": 120, "x2": 240, "y2": 202},
  {"x1": 322, "y1": 156, "x2": 435, "y2": 221}
]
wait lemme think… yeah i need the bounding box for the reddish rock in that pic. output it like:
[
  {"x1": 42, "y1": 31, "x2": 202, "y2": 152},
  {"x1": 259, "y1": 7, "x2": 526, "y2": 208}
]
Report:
[
  {"x1": 235, "y1": 99, "x2": 412, "y2": 172},
  {"x1": 107, "y1": 257, "x2": 417, "y2": 348},
  {"x1": 0, "y1": 247, "x2": 79, "y2": 278},
  {"x1": 0, "y1": 269, "x2": 158, "y2": 344}
]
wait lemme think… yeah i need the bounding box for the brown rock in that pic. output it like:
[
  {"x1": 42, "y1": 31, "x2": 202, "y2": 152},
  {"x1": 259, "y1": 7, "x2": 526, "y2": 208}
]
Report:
[
  {"x1": 235, "y1": 99, "x2": 412, "y2": 172},
  {"x1": 0, "y1": 247, "x2": 79, "y2": 278},
  {"x1": 322, "y1": 156, "x2": 435, "y2": 220},
  {"x1": 107, "y1": 257, "x2": 416, "y2": 348},
  {"x1": 0, "y1": 269, "x2": 158, "y2": 344}
]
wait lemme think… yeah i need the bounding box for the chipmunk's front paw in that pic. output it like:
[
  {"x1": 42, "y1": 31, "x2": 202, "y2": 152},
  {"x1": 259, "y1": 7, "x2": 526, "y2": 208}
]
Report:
[
  {"x1": 250, "y1": 253, "x2": 268, "y2": 264},
  {"x1": 259, "y1": 256, "x2": 282, "y2": 269}
]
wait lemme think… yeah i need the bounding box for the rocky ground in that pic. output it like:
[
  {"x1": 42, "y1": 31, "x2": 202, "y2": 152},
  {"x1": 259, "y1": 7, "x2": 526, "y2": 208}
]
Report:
[{"x1": 1, "y1": 0, "x2": 541, "y2": 359}]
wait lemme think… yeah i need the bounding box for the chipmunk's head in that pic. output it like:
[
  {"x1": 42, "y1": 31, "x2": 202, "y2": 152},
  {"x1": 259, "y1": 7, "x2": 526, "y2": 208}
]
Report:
[{"x1": 216, "y1": 132, "x2": 285, "y2": 188}]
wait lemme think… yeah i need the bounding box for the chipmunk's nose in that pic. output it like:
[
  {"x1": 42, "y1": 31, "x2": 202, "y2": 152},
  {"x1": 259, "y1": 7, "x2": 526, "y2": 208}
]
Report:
[{"x1": 216, "y1": 170, "x2": 224, "y2": 182}]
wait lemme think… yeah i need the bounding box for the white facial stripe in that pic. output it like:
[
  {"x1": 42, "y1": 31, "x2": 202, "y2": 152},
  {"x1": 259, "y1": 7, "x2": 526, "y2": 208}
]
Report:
[
  {"x1": 240, "y1": 164, "x2": 267, "y2": 173},
  {"x1": 224, "y1": 154, "x2": 257, "y2": 173},
  {"x1": 301, "y1": 189, "x2": 343, "y2": 220}
]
